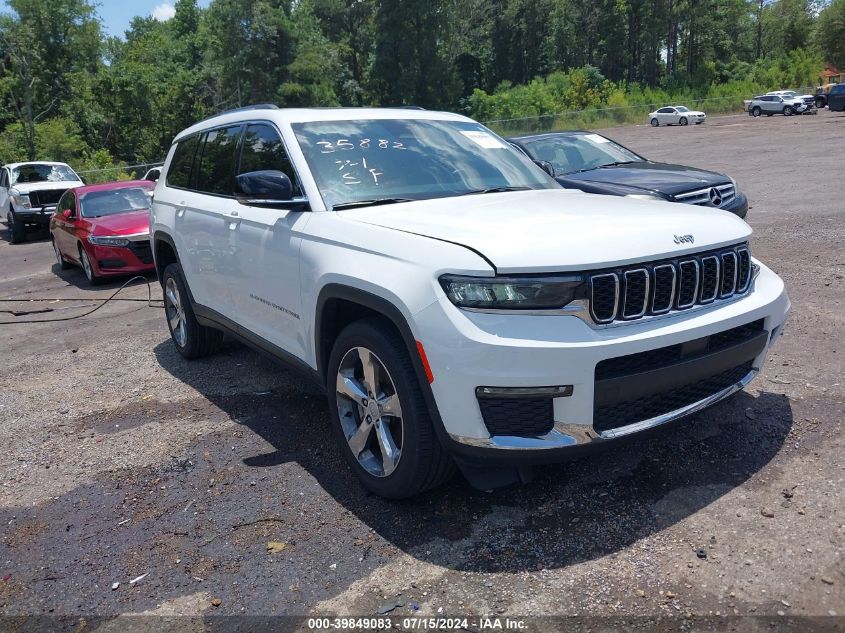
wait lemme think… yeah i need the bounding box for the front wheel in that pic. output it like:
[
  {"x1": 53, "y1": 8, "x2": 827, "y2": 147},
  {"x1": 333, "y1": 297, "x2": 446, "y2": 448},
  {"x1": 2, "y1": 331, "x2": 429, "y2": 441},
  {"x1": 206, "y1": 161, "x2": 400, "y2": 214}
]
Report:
[
  {"x1": 751, "y1": 106, "x2": 762, "y2": 117},
  {"x1": 815, "y1": 97, "x2": 826, "y2": 109},
  {"x1": 161, "y1": 262, "x2": 223, "y2": 359},
  {"x1": 783, "y1": 106, "x2": 793, "y2": 116},
  {"x1": 79, "y1": 245, "x2": 101, "y2": 285},
  {"x1": 8, "y1": 210, "x2": 23, "y2": 244},
  {"x1": 328, "y1": 319, "x2": 454, "y2": 498},
  {"x1": 650, "y1": 118, "x2": 659, "y2": 127},
  {"x1": 679, "y1": 117, "x2": 688, "y2": 126}
]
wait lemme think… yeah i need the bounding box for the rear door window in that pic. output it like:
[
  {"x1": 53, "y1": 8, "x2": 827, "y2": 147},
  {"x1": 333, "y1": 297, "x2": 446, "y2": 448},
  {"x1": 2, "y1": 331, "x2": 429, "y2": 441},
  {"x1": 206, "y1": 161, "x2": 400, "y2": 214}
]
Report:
[
  {"x1": 194, "y1": 126, "x2": 243, "y2": 196},
  {"x1": 237, "y1": 123, "x2": 302, "y2": 197},
  {"x1": 167, "y1": 135, "x2": 199, "y2": 189}
]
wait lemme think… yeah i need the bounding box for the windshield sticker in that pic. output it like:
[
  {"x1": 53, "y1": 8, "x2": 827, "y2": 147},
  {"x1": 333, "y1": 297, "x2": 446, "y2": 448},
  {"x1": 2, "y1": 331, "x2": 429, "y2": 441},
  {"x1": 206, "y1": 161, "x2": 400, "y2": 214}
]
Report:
[
  {"x1": 460, "y1": 130, "x2": 506, "y2": 149},
  {"x1": 584, "y1": 134, "x2": 610, "y2": 144}
]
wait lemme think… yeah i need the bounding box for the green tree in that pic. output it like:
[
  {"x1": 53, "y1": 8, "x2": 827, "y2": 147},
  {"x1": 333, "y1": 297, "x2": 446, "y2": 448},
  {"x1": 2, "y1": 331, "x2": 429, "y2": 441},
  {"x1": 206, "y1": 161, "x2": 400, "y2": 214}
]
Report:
[{"x1": 816, "y1": 0, "x2": 845, "y2": 68}]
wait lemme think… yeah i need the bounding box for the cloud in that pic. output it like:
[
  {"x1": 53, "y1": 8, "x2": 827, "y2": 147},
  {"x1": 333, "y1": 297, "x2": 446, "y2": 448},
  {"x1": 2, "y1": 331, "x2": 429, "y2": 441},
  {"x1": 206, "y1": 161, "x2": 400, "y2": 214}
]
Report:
[{"x1": 151, "y1": 3, "x2": 176, "y2": 21}]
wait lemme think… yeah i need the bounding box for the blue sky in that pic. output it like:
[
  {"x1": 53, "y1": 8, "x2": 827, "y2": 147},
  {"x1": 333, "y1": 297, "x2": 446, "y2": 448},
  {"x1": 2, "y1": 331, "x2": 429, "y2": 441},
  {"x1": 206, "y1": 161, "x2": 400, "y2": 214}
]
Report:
[
  {"x1": 97, "y1": 0, "x2": 210, "y2": 37},
  {"x1": 1, "y1": 1, "x2": 210, "y2": 38}
]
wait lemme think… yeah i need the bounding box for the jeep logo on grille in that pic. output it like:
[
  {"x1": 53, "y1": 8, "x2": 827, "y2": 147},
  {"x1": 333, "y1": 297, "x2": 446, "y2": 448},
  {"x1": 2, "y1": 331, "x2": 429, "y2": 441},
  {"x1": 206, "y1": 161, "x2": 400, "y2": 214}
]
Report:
[{"x1": 673, "y1": 234, "x2": 695, "y2": 245}]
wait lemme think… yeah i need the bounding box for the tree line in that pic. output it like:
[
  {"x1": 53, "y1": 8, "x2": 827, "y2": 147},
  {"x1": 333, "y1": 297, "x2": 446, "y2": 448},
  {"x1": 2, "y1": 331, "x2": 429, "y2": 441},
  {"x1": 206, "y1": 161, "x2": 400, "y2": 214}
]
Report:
[{"x1": 0, "y1": 0, "x2": 843, "y2": 174}]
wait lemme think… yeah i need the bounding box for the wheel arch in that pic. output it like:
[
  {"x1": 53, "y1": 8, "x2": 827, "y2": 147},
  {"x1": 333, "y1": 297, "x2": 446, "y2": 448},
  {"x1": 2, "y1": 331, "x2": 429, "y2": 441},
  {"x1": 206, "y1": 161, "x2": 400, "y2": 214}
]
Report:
[
  {"x1": 153, "y1": 230, "x2": 179, "y2": 284},
  {"x1": 315, "y1": 283, "x2": 450, "y2": 444}
]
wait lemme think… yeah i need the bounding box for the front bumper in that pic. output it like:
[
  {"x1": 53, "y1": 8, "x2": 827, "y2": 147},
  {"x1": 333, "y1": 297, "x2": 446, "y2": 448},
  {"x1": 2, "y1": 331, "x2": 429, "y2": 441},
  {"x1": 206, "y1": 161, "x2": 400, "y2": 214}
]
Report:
[
  {"x1": 12, "y1": 207, "x2": 55, "y2": 227},
  {"x1": 414, "y1": 261, "x2": 789, "y2": 461},
  {"x1": 86, "y1": 240, "x2": 155, "y2": 276}
]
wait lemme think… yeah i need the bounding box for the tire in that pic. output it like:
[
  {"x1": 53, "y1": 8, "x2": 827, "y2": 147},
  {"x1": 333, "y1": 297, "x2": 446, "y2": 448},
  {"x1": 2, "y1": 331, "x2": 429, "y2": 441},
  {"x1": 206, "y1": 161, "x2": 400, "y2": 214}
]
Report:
[
  {"x1": 815, "y1": 97, "x2": 826, "y2": 109},
  {"x1": 751, "y1": 106, "x2": 761, "y2": 117},
  {"x1": 783, "y1": 106, "x2": 793, "y2": 116},
  {"x1": 327, "y1": 318, "x2": 454, "y2": 498},
  {"x1": 78, "y1": 245, "x2": 102, "y2": 285},
  {"x1": 679, "y1": 117, "x2": 688, "y2": 126},
  {"x1": 161, "y1": 262, "x2": 222, "y2": 359},
  {"x1": 8, "y1": 209, "x2": 23, "y2": 244},
  {"x1": 650, "y1": 118, "x2": 659, "y2": 127},
  {"x1": 52, "y1": 237, "x2": 70, "y2": 270}
]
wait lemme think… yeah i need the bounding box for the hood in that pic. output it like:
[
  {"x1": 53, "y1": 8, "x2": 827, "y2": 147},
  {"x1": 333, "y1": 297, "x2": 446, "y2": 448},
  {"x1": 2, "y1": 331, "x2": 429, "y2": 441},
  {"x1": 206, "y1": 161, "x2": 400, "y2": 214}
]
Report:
[
  {"x1": 560, "y1": 161, "x2": 728, "y2": 197},
  {"x1": 88, "y1": 210, "x2": 151, "y2": 236},
  {"x1": 12, "y1": 180, "x2": 82, "y2": 194},
  {"x1": 341, "y1": 189, "x2": 751, "y2": 274}
]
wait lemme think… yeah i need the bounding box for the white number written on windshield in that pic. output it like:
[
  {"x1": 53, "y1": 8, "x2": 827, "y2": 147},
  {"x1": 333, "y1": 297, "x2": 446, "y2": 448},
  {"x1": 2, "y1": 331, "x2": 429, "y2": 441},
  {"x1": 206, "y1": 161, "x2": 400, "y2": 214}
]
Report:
[{"x1": 316, "y1": 138, "x2": 407, "y2": 154}]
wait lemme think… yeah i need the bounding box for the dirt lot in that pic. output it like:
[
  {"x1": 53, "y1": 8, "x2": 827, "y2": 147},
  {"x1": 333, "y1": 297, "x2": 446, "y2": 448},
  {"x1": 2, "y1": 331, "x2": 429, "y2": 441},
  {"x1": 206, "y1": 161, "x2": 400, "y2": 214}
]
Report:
[{"x1": 1, "y1": 110, "x2": 843, "y2": 631}]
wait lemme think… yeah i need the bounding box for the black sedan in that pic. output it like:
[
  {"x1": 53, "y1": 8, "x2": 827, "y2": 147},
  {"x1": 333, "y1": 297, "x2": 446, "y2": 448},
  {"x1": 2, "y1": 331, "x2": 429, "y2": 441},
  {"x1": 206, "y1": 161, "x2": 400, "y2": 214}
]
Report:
[{"x1": 508, "y1": 131, "x2": 748, "y2": 218}]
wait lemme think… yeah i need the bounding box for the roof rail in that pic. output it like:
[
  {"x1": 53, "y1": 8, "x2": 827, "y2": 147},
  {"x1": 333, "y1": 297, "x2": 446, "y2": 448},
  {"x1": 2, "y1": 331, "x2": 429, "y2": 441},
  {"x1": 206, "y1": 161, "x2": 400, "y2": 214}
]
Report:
[
  {"x1": 199, "y1": 103, "x2": 279, "y2": 123},
  {"x1": 398, "y1": 105, "x2": 426, "y2": 110}
]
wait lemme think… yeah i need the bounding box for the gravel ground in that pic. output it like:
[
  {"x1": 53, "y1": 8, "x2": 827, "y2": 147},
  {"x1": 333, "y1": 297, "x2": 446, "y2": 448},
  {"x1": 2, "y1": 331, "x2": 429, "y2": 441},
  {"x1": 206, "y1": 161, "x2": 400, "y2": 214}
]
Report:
[{"x1": 0, "y1": 110, "x2": 843, "y2": 631}]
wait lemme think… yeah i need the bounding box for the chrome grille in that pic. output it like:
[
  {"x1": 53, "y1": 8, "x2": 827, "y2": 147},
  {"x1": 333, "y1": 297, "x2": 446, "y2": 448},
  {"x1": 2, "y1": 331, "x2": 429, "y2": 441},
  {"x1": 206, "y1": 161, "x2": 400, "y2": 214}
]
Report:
[
  {"x1": 588, "y1": 243, "x2": 753, "y2": 325},
  {"x1": 673, "y1": 182, "x2": 735, "y2": 207}
]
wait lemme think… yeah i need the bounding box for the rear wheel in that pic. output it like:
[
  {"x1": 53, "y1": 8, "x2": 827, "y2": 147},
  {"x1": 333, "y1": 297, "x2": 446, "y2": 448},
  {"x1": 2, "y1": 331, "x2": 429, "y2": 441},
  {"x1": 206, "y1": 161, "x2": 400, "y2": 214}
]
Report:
[
  {"x1": 52, "y1": 237, "x2": 70, "y2": 270},
  {"x1": 328, "y1": 318, "x2": 454, "y2": 498},
  {"x1": 650, "y1": 118, "x2": 659, "y2": 127},
  {"x1": 751, "y1": 106, "x2": 761, "y2": 117},
  {"x1": 162, "y1": 262, "x2": 223, "y2": 359},
  {"x1": 79, "y1": 245, "x2": 101, "y2": 285},
  {"x1": 679, "y1": 116, "x2": 688, "y2": 126}
]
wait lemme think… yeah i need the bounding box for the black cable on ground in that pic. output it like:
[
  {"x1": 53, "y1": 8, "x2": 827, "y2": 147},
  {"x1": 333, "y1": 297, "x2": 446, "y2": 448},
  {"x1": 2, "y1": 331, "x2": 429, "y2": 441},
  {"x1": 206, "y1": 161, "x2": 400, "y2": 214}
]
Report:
[{"x1": 0, "y1": 276, "x2": 164, "y2": 325}]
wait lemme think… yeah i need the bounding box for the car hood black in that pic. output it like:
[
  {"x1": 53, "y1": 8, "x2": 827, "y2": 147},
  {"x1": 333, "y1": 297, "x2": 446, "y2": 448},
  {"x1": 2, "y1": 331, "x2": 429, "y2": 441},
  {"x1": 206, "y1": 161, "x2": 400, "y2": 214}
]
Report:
[{"x1": 559, "y1": 161, "x2": 729, "y2": 198}]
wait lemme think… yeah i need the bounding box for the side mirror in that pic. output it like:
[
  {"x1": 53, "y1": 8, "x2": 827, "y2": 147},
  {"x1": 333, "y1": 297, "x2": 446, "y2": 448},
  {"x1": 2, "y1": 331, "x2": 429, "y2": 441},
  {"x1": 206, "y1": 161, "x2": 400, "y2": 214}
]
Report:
[
  {"x1": 237, "y1": 170, "x2": 292, "y2": 199},
  {"x1": 534, "y1": 160, "x2": 556, "y2": 178},
  {"x1": 61, "y1": 209, "x2": 73, "y2": 220}
]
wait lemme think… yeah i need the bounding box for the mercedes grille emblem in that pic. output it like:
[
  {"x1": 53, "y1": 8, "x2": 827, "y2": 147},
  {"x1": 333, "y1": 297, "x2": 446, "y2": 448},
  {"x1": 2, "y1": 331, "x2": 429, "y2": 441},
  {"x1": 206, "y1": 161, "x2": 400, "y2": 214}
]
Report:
[{"x1": 709, "y1": 187, "x2": 723, "y2": 207}]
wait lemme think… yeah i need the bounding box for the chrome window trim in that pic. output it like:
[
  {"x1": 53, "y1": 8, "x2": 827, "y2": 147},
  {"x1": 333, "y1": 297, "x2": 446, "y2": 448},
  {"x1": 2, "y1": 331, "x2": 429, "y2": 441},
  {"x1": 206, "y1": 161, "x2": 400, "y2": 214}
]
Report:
[
  {"x1": 650, "y1": 263, "x2": 676, "y2": 314},
  {"x1": 621, "y1": 268, "x2": 649, "y2": 319},
  {"x1": 699, "y1": 255, "x2": 720, "y2": 303},
  {"x1": 676, "y1": 259, "x2": 700, "y2": 309},
  {"x1": 720, "y1": 251, "x2": 738, "y2": 298}
]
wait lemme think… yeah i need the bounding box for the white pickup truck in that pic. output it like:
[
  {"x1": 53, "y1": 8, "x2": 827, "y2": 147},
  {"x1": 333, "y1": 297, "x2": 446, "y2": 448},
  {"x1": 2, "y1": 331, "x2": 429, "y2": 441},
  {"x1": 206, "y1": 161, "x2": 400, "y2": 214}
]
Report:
[{"x1": 1, "y1": 161, "x2": 84, "y2": 243}]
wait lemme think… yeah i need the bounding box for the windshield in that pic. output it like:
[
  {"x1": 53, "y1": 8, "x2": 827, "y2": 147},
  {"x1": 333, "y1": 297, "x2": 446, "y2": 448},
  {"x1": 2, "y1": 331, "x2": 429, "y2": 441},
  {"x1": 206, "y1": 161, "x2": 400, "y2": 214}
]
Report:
[
  {"x1": 11, "y1": 163, "x2": 80, "y2": 185},
  {"x1": 292, "y1": 119, "x2": 557, "y2": 209},
  {"x1": 675, "y1": 106, "x2": 689, "y2": 112},
  {"x1": 517, "y1": 133, "x2": 643, "y2": 175},
  {"x1": 80, "y1": 187, "x2": 153, "y2": 218}
]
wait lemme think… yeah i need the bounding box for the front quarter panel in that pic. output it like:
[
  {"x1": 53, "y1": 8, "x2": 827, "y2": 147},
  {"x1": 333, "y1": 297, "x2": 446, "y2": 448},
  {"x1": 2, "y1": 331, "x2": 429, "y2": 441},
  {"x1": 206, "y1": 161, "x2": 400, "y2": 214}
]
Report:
[{"x1": 299, "y1": 212, "x2": 493, "y2": 370}]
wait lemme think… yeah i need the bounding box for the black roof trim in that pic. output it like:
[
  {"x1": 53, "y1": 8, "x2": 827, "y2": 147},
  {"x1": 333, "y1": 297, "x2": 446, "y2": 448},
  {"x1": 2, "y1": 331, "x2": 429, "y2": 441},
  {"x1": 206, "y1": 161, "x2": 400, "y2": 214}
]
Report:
[{"x1": 199, "y1": 103, "x2": 279, "y2": 123}]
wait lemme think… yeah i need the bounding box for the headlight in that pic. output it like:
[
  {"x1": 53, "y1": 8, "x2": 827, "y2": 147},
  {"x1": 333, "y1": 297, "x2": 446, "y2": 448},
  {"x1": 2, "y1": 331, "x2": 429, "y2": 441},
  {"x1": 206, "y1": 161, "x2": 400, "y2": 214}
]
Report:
[
  {"x1": 89, "y1": 236, "x2": 131, "y2": 247},
  {"x1": 12, "y1": 194, "x2": 31, "y2": 209},
  {"x1": 625, "y1": 193, "x2": 664, "y2": 201},
  {"x1": 439, "y1": 274, "x2": 585, "y2": 310}
]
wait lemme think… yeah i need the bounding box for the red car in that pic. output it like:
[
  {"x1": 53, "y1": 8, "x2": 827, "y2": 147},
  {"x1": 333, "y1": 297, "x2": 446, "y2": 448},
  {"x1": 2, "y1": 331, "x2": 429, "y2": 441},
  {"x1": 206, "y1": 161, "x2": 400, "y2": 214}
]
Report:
[{"x1": 50, "y1": 180, "x2": 156, "y2": 284}]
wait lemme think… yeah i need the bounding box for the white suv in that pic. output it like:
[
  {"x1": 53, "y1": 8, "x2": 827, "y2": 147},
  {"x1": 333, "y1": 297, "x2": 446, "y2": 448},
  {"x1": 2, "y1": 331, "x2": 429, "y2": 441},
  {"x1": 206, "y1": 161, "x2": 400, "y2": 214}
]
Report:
[{"x1": 151, "y1": 105, "x2": 790, "y2": 498}]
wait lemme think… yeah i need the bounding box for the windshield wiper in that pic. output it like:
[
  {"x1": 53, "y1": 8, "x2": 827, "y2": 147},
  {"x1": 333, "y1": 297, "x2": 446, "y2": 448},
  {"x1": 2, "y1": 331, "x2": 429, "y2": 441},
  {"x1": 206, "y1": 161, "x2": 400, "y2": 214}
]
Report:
[
  {"x1": 573, "y1": 160, "x2": 638, "y2": 174},
  {"x1": 457, "y1": 186, "x2": 531, "y2": 196},
  {"x1": 332, "y1": 197, "x2": 416, "y2": 210}
]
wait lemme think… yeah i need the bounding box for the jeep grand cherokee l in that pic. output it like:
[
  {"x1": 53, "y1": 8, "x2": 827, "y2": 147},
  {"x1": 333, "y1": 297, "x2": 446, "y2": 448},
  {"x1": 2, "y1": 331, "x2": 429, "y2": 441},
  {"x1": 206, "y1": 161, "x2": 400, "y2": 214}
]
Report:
[{"x1": 151, "y1": 105, "x2": 790, "y2": 498}]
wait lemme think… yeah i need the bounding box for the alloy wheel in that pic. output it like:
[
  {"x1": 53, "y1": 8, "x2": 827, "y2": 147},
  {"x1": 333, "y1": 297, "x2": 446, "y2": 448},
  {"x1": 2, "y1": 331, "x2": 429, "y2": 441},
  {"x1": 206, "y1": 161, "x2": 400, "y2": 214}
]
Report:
[
  {"x1": 80, "y1": 249, "x2": 94, "y2": 281},
  {"x1": 335, "y1": 346, "x2": 403, "y2": 477},
  {"x1": 53, "y1": 240, "x2": 63, "y2": 266},
  {"x1": 164, "y1": 276, "x2": 188, "y2": 347}
]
